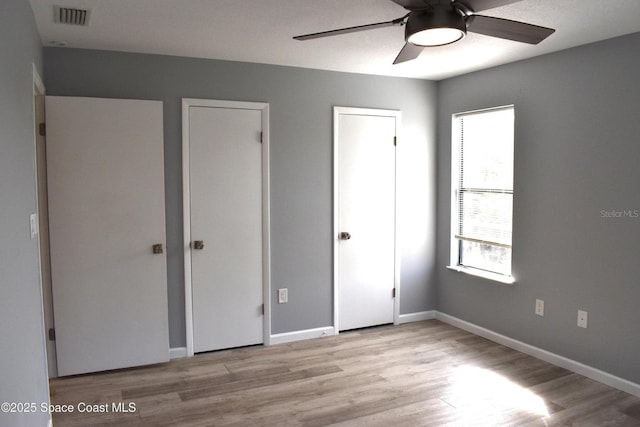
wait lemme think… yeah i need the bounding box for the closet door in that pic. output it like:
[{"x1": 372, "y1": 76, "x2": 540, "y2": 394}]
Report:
[
  {"x1": 186, "y1": 102, "x2": 265, "y2": 353},
  {"x1": 335, "y1": 107, "x2": 399, "y2": 331},
  {"x1": 46, "y1": 96, "x2": 169, "y2": 376}
]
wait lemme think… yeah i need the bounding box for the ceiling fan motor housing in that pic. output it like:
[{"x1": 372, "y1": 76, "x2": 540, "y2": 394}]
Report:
[{"x1": 405, "y1": 5, "x2": 467, "y2": 46}]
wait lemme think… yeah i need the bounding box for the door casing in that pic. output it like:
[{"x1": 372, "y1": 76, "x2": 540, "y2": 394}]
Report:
[
  {"x1": 33, "y1": 64, "x2": 56, "y2": 378},
  {"x1": 182, "y1": 98, "x2": 271, "y2": 356},
  {"x1": 333, "y1": 106, "x2": 401, "y2": 332}
]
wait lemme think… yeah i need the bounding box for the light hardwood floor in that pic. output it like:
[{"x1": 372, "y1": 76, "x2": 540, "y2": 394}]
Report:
[{"x1": 49, "y1": 320, "x2": 640, "y2": 426}]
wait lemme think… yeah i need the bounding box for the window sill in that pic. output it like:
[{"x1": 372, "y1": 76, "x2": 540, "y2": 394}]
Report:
[{"x1": 446, "y1": 266, "x2": 515, "y2": 285}]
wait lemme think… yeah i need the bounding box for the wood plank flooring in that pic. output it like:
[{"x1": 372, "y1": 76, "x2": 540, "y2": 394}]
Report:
[{"x1": 49, "y1": 320, "x2": 640, "y2": 426}]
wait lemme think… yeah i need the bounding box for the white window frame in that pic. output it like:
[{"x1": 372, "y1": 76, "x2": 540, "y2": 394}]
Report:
[{"x1": 448, "y1": 105, "x2": 515, "y2": 284}]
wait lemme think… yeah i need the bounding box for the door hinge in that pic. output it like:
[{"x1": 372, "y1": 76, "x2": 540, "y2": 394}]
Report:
[
  {"x1": 48, "y1": 328, "x2": 56, "y2": 341},
  {"x1": 393, "y1": 136, "x2": 397, "y2": 146},
  {"x1": 39, "y1": 123, "x2": 46, "y2": 137},
  {"x1": 392, "y1": 288, "x2": 396, "y2": 298},
  {"x1": 259, "y1": 132, "x2": 263, "y2": 143},
  {"x1": 261, "y1": 304, "x2": 265, "y2": 315}
]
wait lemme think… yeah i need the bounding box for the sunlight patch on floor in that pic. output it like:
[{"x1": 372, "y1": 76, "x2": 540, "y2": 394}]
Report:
[{"x1": 442, "y1": 365, "x2": 550, "y2": 424}]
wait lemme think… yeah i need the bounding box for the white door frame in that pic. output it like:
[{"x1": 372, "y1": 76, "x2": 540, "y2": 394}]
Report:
[
  {"x1": 32, "y1": 64, "x2": 55, "y2": 377},
  {"x1": 32, "y1": 64, "x2": 53, "y2": 427},
  {"x1": 333, "y1": 106, "x2": 401, "y2": 333},
  {"x1": 182, "y1": 98, "x2": 271, "y2": 356}
]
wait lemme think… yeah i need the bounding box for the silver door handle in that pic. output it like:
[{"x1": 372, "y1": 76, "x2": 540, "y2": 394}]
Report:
[{"x1": 339, "y1": 232, "x2": 351, "y2": 240}]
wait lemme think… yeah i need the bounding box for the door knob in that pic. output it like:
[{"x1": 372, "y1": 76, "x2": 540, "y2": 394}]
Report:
[
  {"x1": 339, "y1": 232, "x2": 351, "y2": 240},
  {"x1": 152, "y1": 243, "x2": 163, "y2": 254},
  {"x1": 192, "y1": 240, "x2": 205, "y2": 250}
]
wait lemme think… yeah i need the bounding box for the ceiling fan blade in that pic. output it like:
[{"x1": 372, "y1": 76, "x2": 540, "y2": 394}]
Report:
[
  {"x1": 467, "y1": 15, "x2": 555, "y2": 44},
  {"x1": 390, "y1": 0, "x2": 430, "y2": 11},
  {"x1": 293, "y1": 16, "x2": 406, "y2": 41},
  {"x1": 393, "y1": 42, "x2": 423, "y2": 64},
  {"x1": 454, "y1": 0, "x2": 523, "y2": 12}
]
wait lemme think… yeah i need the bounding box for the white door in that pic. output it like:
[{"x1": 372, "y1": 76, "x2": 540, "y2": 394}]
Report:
[
  {"x1": 46, "y1": 96, "x2": 169, "y2": 376},
  {"x1": 335, "y1": 107, "x2": 399, "y2": 331},
  {"x1": 186, "y1": 101, "x2": 266, "y2": 353}
]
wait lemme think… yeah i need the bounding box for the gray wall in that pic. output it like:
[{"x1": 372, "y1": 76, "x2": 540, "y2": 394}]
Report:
[
  {"x1": 436, "y1": 32, "x2": 640, "y2": 384},
  {"x1": 0, "y1": 1, "x2": 50, "y2": 426},
  {"x1": 43, "y1": 48, "x2": 438, "y2": 346}
]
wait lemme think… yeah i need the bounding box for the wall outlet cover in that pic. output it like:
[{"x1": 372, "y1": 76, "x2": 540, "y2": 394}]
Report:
[
  {"x1": 278, "y1": 288, "x2": 288, "y2": 304},
  {"x1": 578, "y1": 310, "x2": 588, "y2": 328}
]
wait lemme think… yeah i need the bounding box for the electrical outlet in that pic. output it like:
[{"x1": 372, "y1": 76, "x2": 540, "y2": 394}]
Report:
[
  {"x1": 535, "y1": 299, "x2": 544, "y2": 316},
  {"x1": 278, "y1": 288, "x2": 288, "y2": 304},
  {"x1": 577, "y1": 310, "x2": 588, "y2": 328}
]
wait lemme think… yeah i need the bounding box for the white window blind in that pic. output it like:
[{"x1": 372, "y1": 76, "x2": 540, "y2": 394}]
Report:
[{"x1": 452, "y1": 106, "x2": 514, "y2": 278}]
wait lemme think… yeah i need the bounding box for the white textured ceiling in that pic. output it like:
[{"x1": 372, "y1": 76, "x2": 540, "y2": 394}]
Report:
[{"x1": 29, "y1": 0, "x2": 640, "y2": 80}]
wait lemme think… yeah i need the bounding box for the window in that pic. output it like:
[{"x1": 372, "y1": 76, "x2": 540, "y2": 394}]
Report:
[{"x1": 450, "y1": 105, "x2": 514, "y2": 283}]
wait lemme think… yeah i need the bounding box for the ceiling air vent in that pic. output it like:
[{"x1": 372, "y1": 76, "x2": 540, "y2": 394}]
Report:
[{"x1": 54, "y1": 6, "x2": 91, "y2": 26}]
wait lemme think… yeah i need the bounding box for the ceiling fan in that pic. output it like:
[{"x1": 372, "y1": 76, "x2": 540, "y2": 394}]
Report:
[{"x1": 293, "y1": 0, "x2": 555, "y2": 64}]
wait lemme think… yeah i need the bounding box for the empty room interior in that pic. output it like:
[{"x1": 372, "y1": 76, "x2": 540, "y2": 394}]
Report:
[{"x1": 2, "y1": 0, "x2": 640, "y2": 425}]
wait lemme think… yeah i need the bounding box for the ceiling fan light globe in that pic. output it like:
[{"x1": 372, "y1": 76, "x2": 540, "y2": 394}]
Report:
[
  {"x1": 408, "y1": 28, "x2": 465, "y2": 47},
  {"x1": 405, "y1": 6, "x2": 467, "y2": 47}
]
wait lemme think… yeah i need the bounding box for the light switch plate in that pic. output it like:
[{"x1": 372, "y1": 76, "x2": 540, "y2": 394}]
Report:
[
  {"x1": 29, "y1": 213, "x2": 38, "y2": 240},
  {"x1": 535, "y1": 299, "x2": 544, "y2": 316}
]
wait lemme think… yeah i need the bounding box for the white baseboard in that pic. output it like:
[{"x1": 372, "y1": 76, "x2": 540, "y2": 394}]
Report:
[
  {"x1": 269, "y1": 326, "x2": 336, "y2": 345},
  {"x1": 169, "y1": 347, "x2": 188, "y2": 359},
  {"x1": 436, "y1": 311, "x2": 640, "y2": 398},
  {"x1": 397, "y1": 310, "x2": 436, "y2": 324}
]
